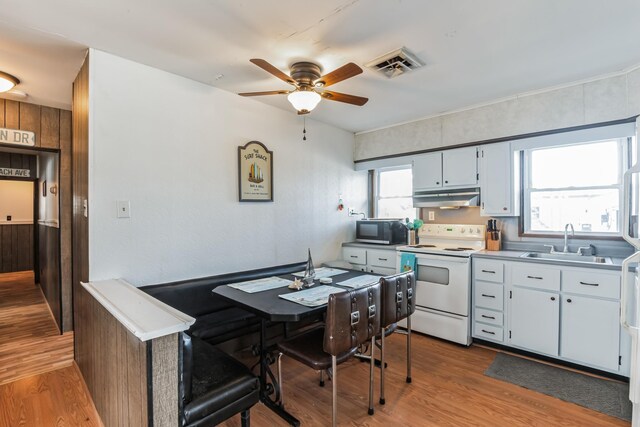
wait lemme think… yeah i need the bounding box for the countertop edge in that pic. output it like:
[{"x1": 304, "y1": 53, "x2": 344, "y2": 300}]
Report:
[
  {"x1": 472, "y1": 250, "x2": 623, "y2": 271},
  {"x1": 81, "y1": 279, "x2": 196, "y2": 342},
  {"x1": 342, "y1": 241, "x2": 404, "y2": 249}
]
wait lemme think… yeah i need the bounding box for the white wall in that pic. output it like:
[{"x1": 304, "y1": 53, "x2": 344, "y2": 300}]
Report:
[
  {"x1": 38, "y1": 152, "x2": 59, "y2": 227},
  {"x1": 356, "y1": 68, "x2": 640, "y2": 160},
  {"x1": 0, "y1": 180, "x2": 33, "y2": 224},
  {"x1": 87, "y1": 49, "x2": 367, "y2": 286}
]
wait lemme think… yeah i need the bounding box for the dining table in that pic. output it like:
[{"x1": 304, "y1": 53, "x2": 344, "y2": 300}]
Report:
[{"x1": 212, "y1": 268, "x2": 382, "y2": 427}]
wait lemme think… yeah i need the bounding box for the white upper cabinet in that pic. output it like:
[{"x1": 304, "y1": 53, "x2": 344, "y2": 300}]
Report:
[
  {"x1": 413, "y1": 147, "x2": 478, "y2": 191},
  {"x1": 479, "y1": 142, "x2": 519, "y2": 217},
  {"x1": 442, "y1": 146, "x2": 478, "y2": 187},
  {"x1": 412, "y1": 152, "x2": 442, "y2": 190}
]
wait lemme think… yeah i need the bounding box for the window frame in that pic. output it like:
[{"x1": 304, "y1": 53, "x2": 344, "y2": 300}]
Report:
[
  {"x1": 374, "y1": 165, "x2": 416, "y2": 219},
  {"x1": 520, "y1": 137, "x2": 630, "y2": 239}
]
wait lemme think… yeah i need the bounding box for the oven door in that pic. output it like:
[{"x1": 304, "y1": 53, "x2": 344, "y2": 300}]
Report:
[{"x1": 414, "y1": 254, "x2": 470, "y2": 316}]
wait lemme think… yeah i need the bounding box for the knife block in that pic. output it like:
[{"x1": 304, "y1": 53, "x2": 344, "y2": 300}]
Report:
[{"x1": 486, "y1": 231, "x2": 502, "y2": 251}]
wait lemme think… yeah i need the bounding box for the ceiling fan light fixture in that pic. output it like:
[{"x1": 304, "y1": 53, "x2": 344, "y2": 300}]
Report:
[
  {"x1": 287, "y1": 90, "x2": 321, "y2": 113},
  {"x1": 0, "y1": 71, "x2": 19, "y2": 93}
]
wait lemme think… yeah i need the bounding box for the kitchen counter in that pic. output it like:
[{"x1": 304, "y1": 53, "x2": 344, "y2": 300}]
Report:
[
  {"x1": 472, "y1": 249, "x2": 625, "y2": 271},
  {"x1": 342, "y1": 241, "x2": 405, "y2": 250}
]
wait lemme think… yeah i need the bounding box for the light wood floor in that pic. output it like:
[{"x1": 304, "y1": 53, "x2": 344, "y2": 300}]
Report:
[
  {"x1": 0, "y1": 271, "x2": 74, "y2": 385},
  {"x1": 222, "y1": 333, "x2": 630, "y2": 427},
  {"x1": 0, "y1": 363, "x2": 101, "y2": 426}
]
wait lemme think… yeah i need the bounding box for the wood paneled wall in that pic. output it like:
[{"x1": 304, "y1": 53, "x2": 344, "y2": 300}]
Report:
[
  {"x1": 72, "y1": 56, "x2": 89, "y2": 310},
  {"x1": 0, "y1": 98, "x2": 72, "y2": 332},
  {"x1": 75, "y1": 285, "x2": 149, "y2": 427},
  {"x1": 0, "y1": 152, "x2": 37, "y2": 179},
  {"x1": 0, "y1": 225, "x2": 33, "y2": 272},
  {"x1": 39, "y1": 224, "x2": 61, "y2": 328}
]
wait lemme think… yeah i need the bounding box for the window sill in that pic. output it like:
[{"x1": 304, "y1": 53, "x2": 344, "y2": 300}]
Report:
[{"x1": 519, "y1": 232, "x2": 624, "y2": 241}]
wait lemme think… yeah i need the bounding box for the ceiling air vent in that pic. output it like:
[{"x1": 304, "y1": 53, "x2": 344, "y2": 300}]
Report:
[{"x1": 365, "y1": 47, "x2": 423, "y2": 78}]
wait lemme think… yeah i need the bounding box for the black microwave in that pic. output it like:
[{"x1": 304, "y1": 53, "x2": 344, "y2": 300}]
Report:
[{"x1": 356, "y1": 219, "x2": 407, "y2": 245}]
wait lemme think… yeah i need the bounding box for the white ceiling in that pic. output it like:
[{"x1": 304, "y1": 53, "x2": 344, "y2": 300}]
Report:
[{"x1": 1, "y1": 0, "x2": 640, "y2": 132}]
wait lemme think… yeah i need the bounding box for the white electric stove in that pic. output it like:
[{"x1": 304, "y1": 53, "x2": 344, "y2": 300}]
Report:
[{"x1": 396, "y1": 224, "x2": 486, "y2": 345}]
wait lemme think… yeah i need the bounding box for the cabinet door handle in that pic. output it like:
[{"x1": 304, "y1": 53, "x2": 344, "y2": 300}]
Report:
[
  {"x1": 481, "y1": 294, "x2": 496, "y2": 298},
  {"x1": 481, "y1": 314, "x2": 496, "y2": 320},
  {"x1": 567, "y1": 298, "x2": 572, "y2": 303},
  {"x1": 579, "y1": 281, "x2": 599, "y2": 287},
  {"x1": 481, "y1": 329, "x2": 495, "y2": 335},
  {"x1": 378, "y1": 258, "x2": 388, "y2": 261},
  {"x1": 436, "y1": 181, "x2": 440, "y2": 185},
  {"x1": 550, "y1": 296, "x2": 556, "y2": 301},
  {"x1": 481, "y1": 269, "x2": 496, "y2": 274},
  {"x1": 527, "y1": 275, "x2": 543, "y2": 280},
  {"x1": 445, "y1": 180, "x2": 449, "y2": 184},
  {"x1": 350, "y1": 255, "x2": 358, "y2": 258}
]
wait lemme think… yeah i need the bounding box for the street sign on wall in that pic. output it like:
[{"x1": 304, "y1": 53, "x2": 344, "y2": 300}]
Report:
[{"x1": 0, "y1": 128, "x2": 36, "y2": 147}]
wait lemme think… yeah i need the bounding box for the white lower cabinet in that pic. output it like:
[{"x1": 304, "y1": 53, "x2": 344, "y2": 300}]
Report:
[
  {"x1": 472, "y1": 257, "x2": 626, "y2": 375},
  {"x1": 560, "y1": 295, "x2": 620, "y2": 371},
  {"x1": 510, "y1": 287, "x2": 559, "y2": 356}
]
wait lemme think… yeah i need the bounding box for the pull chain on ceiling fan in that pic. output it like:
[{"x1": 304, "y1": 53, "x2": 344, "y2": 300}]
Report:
[{"x1": 238, "y1": 59, "x2": 369, "y2": 114}]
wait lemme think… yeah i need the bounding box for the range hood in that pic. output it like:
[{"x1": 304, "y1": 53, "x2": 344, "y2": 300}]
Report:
[{"x1": 413, "y1": 188, "x2": 480, "y2": 208}]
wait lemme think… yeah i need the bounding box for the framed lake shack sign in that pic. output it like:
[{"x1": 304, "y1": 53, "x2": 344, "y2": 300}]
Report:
[{"x1": 238, "y1": 141, "x2": 273, "y2": 202}]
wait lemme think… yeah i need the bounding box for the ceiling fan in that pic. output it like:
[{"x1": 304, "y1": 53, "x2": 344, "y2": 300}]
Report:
[{"x1": 239, "y1": 59, "x2": 368, "y2": 115}]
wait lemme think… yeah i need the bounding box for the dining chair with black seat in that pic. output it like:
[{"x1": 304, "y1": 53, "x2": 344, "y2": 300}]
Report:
[
  {"x1": 277, "y1": 283, "x2": 382, "y2": 427},
  {"x1": 378, "y1": 270, "x2": 416, "y2": 405}
]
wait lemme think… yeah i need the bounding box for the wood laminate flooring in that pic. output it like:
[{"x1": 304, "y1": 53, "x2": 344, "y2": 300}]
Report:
[
  {"x1": 0, "y1": 271, "x2": 74, "y2": 385},
  {"x1": 0, "y1": 363, "x2": 101, "y2": 426},
  {"x1": 222, "y1": 333, "x2": 630, "y2": 427}
]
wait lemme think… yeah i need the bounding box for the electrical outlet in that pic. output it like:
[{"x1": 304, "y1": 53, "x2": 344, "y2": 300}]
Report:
[{"x1": 428, "y1": 211, "x2": 435, "y2": 221}]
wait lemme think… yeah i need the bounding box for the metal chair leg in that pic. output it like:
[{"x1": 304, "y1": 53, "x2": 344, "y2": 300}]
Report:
[
  {"x1": 277, "y1": 352, "x2": 284, "y2": 405},
  {"x1": 380, "y1": 332, "x2": 386, "y2": 405},
  {"x1": 332, "y1": 355, "x2": 338, "y2": 427},
  {"x1": 241, "y1": 409, "x2": 250, "y2": 427},
  {"x1": 368, "y1": 336, "x2": 375, "y2": 415},
  {"x1": 319, "y1": 369, "x2": 325, "y2": 387},
  {"x1": 407, "y1": 316, "x2": 412, "y2": 383}
]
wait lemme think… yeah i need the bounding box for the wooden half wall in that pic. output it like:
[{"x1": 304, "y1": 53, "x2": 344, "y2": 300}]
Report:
[
  {"x1": 0, "y1": 224, "x2": 34, "y2": 272},
  {"x1": 75, "y1": 284, "x2": 180, "y2": 427},
  {"x1": 0, "y1": 98, "x2": 72, "y2": 332}
]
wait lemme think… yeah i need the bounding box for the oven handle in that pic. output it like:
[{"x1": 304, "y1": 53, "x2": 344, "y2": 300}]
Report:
[{"x1": 412, "y1": 254, "x2": 470, "y2": 264}]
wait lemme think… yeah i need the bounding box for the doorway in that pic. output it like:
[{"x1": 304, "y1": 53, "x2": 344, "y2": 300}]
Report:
[{"x1": 0, "y1": 148, "x2": 63, "y2": 332}]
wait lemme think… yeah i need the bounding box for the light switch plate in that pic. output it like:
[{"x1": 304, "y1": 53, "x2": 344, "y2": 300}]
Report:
[
  {"x1": 428, "y1": 211, "x2": 435, "y2": 221},
  {"x1": 117, "y1": 200, "x2": 131, "y2": 218}
]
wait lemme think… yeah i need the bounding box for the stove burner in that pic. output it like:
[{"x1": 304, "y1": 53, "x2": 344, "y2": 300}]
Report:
[
  {"x1": 411, "y1": 244, "x2": 436, "y2": 248},
  {"x1": 457, "y1": 247, "x2": 474, "y2": 250}
]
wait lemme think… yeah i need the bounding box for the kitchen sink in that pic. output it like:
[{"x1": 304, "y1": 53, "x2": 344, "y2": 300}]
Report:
[{"x1": 520, "y1": 252, "x2": 612, "y2": 264}]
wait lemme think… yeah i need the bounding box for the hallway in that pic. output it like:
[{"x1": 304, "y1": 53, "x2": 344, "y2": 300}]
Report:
[{"x1": 0, "y1": 271, "x2": 73, "y2": 385}]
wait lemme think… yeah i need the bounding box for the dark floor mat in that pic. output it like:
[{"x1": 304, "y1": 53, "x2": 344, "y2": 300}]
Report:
[{"x1": 485, "y1": 352, "x2": 631, "y2": 421}]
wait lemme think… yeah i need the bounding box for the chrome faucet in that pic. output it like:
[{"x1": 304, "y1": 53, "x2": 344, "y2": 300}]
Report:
[{"x1": 563, "y1": 223, "x2": 574, "y2": 253}]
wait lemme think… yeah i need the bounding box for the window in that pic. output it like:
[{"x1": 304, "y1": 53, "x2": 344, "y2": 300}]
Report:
[
  {"x1": 523, "y1": 138, "x2": 628, "y2": 235},
  {"x1": 376, "y1": 166, "x2": 416, "y2": 220}
]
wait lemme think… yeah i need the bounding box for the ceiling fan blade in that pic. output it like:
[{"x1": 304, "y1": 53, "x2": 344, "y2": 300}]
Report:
[
  {"x1": 250, "y1": 59, "x2": 296, "y2": 86},
  {"x1": 320, "y1": 90, "x2": 368, "y2": 106},
  {"x1": 238, "y1": 90, "x2": 290, "y2": 97},
  {"x1": 315, "y1": 63, "x2": 363, "y2": 87}
]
